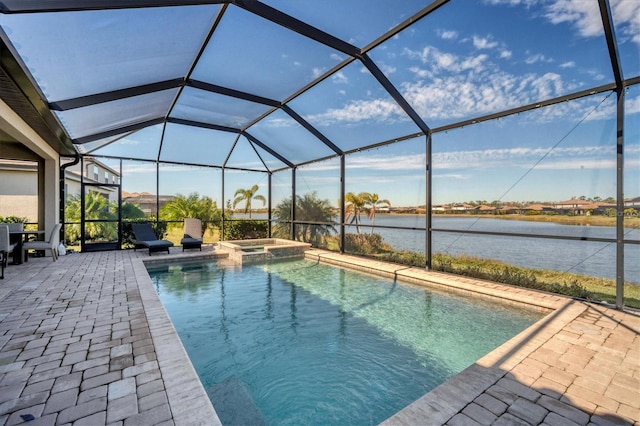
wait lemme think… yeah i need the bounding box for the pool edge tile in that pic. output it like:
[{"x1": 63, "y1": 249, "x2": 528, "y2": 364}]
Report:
[{"x1": 132, "y1": 256, "x2": 222, "y2": 426}]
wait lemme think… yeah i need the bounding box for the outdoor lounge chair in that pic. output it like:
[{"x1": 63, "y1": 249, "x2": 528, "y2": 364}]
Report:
[
  {"x1": 0, "y1": 225, "x2": 18, "y2": 278},
  {"x1": 131, "y1": 223, "x2": 174, "y2": 255},
  {"x1": 180, "y1": 218, "x2": 203, "y2": 251},
  {"x1": 22, "y1": 223, "x2": 62, "y2": 262}
]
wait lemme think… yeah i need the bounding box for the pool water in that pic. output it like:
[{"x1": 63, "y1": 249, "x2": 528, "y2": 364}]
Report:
[{"x1": 147, "y1": 259, "x2": 542, "y2": 426}]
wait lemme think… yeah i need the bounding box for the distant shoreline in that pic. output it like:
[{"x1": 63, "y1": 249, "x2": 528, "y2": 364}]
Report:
[
  {"x1": 233, "y1": 210, "x2": 639, "y2": 228},
  {"x1": 378, "y1": 212, "x2": 640, "y2": 228}
]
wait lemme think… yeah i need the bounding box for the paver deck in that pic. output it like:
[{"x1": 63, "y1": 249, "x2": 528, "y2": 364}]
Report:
[{"x1": 0, "y1": 247, "x2": 638, "y2": 425}]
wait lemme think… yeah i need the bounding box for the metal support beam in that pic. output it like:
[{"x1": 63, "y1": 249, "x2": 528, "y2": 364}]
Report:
[
  {"x1": 233, "y1": 0, "x2": 360, "y2": 58},
  {"x1": 168, "y1": 117, "x2": 240, "y2": 134},
  {"x1": 155, "y1": 160, "x2": 160, "y2": 225},
  {"x1": 291, "y1": 167, "x2": 296, "y2": 240},
  {"x1": 189, "y1": 79, "x2": 280, "y2": 107},
  {"x1": 243, "y1": 131, "x2": 294, "y2": 168},
  {"x1": 221, "y1": 167, "x2": 225, "y2": 241},
  {"x1": 425, "y1": 133, "x2": 432, "y2": 269},
  {"x1": 49, "y1": 78, "x2": 184, "y2": 111},
  {"x1": 73, "y1": 118, "x2": 165, "y2": 144},
  {"x1": 0, "y1": 1, "x2": 227, "y2": 13},
  {"x1": 340, "y1": 155, "x2": 345, "y2": 253},
  {"x1": 281, "y1": 105, "x2": 343, "y2": 155},
  {"x1": 615, "y1": 89, "x2": 625, "y2": 309},
  {"x1": 599, "y1": 0, "x2": 624, "y2": 88},
  {"x1": 360, "y1": 53, "x2": 430, "y2": 135},
  {"x1": 599, "y1": 0, "x2": 625, "y2": 310},
  {"x1": 267, "y1": 172, "x2": 272, "y2": 238}
]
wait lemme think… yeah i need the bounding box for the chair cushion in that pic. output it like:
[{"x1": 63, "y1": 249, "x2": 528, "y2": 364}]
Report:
[
  {"x1": 22, "y1": 241, "x2": 53, "y2": 250},
  {"x1": 138, "y1": 240, "x2": 174, "y2": 249},
  {"x1": 180, "y1": 237, "x2": 202, "y2": 245}
]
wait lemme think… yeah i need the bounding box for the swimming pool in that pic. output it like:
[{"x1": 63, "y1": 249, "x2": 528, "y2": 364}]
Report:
[{"x1": 147, "y1": 258, "x2": 543, "y2": 425}]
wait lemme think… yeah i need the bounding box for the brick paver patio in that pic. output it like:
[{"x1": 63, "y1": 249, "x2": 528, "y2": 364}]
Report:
[{"x1": 0, "y1": 248, "x2": 638, "y2": 425}]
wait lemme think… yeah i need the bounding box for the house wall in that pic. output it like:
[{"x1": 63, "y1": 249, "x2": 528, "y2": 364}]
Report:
[{"x1": 0, "y1": 98, "x2": 59, "y2": 233}]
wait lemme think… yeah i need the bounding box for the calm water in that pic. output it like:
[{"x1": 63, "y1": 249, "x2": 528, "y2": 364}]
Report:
[
  {"x1": 358, "y1": 216, "x2": 639, "y2": 284},
  {"x1": 244, "y1": 214, "x2": 639, "y2": 284},
  {"x1": 148, "y1": 259, "x2": 542, "y2": 426}
]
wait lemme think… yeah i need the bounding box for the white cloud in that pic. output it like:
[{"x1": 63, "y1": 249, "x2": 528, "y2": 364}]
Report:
[
  {"x1": 408, "y1": 66, "x2": 430, "y2": 78},
  {"x1": 403, "y1": 46, "x2": 489, "y2": 74},
  {"x1": 312, "y1": 67, "x2": 325, "y2": 78},
  {"x1": 380, "y1": 63, "x2": 397, "y2": 76},
  {"x1": 544, "y1": 0, "x2": 603, "y2": 38},
  {"x1": 306, "y1": 98, "x2": 404, "y2": 126},
  {"x1": 483, "y1": 0, "x2": 537, "y2": 6},
  {"x1": 331, "y1": 71, "x2": 348, "y2": 84},
  {"x1": 612, "y1": 0, "x2": 640, "y2": 44},
  {"x1": 433, "y1": 144, "x2": 623, "y2": 170},
  {"x1": 433, "y1": 173, "x2": 471, "y2": 180},
  {"x1": 484, "y1": 0, "x2": 639, "y2": 45},
  {"x1": 347, "y1": 154, "x2": 425, "y2": 171},
  {"x1": 499, "y1": 49, "x2": 512, "y2": 59},
  {"x1": 525, "y1": 53, "x2": 553, "y2": 64},
  {"x1": 473, "y1": 35, "x2": 498, "y2": 49},
  {"x1": 626, "y1": 92, "x2": 640, "y2": 115},
  {"x1": 439, "y1": 30, "x2": 458, "y2": 40},
  {"x1": 559, "y1": 61, "x2": 576, "y2": 68}
]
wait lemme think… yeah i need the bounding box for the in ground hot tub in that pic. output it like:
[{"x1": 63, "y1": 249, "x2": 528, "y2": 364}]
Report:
[{"x1": 218, "y1": 238, "x2": 312, "y2": 264}]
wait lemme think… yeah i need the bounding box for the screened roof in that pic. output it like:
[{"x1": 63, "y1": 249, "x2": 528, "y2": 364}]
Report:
[{"x1": 0, "y1": 0, "x2": 638, "y2": 172}]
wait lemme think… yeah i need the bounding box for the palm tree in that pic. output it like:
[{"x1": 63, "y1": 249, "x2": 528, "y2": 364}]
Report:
[
  {"x1": 272, "y1": 192, "x2": 336, "y2": 245},
  {"x1": 344, "y1": 192, "x2": 366, "y2": 234},
  {"x1": 65, "y1": 192, "x2": 117, "y2": 243},
  {"x1": 296, "y1": 192, "x2": 336, "y2": 245},
  {"x1": 361, "y1": 192, "x2": 391, "y2": 234},
  {"x1": 233, "y1": 185, "x2": 266, "y2": 218}
]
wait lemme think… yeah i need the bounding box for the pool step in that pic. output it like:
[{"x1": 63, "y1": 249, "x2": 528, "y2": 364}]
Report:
[{"x1": 207, "y1": 377, "x2": 265, "y2": 426}]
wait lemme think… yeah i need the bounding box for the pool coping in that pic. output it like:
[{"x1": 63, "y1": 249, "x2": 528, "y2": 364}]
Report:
[
  {"x1": 135, "y1": 252, "x2": 224, "y2": 426},
  {"x1": 133, "y1": 248, "x2": 633, "y2": 425}
]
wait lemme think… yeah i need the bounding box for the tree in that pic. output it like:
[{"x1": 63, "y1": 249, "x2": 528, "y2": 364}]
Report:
[
  {"x1": 272, "y1": 192, "x2": 336, "y2": 245},
  {"x1": 344, "y1": 192, "x2": 366, "y2": 234},
  {"x1": 361, "y1": 192, "x2": 391, "y2": 234},
  {"x1": 160, "y1": 192, "x2": 221, "y2": 234},
  {"x1": 121, "y1": 202, "x2": 145, "y2": 220},
  {"x1": 64, "y1": 192, "x2": 117, "y2": 243},
  {"x1": 233, "y1": 185, "x2": 266, "y2": 218}
]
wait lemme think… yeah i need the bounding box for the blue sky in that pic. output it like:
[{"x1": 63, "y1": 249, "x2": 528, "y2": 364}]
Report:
[{"x1": 2, "y1": 0, "x2": 638, "y2": 207}]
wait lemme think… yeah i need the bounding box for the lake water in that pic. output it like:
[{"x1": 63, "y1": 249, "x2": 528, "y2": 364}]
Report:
[{"x1": 237, "y1": 214, "x2": 639, "y2": 284}]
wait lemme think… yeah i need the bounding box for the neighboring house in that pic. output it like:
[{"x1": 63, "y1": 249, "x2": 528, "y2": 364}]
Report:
[
  {"x1": 522, "y1": 204, "x2": 555, "y2": 214},
  {"x1": 498, "y1": 206, "x2": 519, "y2": 215},
  {"x1": 625, "y1": 196, "x2": 640, "y2": 211},
  {"x1": 553, "y1": 198, "x2": 598, "y2": 215},
  {"x1": 64, "y1": 158, "x2": 120, "y2": 203},
  {"x1": 121, "y1": 191, "x2": 175, "y2": 217},
  {"x1": 0, "y1": 158, "x2": 120, "y2": 221},
  {"x1": 477, "y1": 205, "x2": 496, "y2": 214}
]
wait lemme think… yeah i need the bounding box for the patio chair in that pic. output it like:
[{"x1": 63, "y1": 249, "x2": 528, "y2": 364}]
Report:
[
  {"x1": 22, "y1": 223, "x2": 62, "y2": 262},
  {"x1": 180, "y1": 218, "x2": 203, "y2": 251},
  {"x1": 131, "y1": 223, "x2": 174, "y2": 255},
  {"x1": 0, "y1": 225, "x2": 18, "y2": 278}
]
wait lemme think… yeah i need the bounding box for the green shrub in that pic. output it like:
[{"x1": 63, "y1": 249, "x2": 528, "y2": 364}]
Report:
[
  {"x1": 223, "y1": 220, "x2": 268, "y2": 240},
  {"x1": 344, "y1": 233, "x2": 383, "y2": 254},
  {"x1": 0, "y1": 215, "x2": 29, "y2": 223}
]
